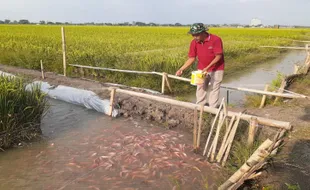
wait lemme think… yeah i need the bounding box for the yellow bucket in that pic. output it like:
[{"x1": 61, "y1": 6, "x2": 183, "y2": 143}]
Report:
[{"x1": 190, "y1": 70, "x2": 205, "y2": 85}]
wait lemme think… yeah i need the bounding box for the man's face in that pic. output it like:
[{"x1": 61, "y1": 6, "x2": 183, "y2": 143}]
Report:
[{"x1": 192, "y1": 33, "x2": 204, "y2": 43}]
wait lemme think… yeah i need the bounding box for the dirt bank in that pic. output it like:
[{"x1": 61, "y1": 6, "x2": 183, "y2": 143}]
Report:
[{"x1": 230, "y1": 73, "x2": 310, "y2": 189}]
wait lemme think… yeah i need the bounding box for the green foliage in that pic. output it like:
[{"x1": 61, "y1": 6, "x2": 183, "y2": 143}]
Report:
[
  {"x1": 270, "y1": 72, "x2": 285, "y2": 91},
  {"x1": 226, "y1": 139, "x2": 262, "y2": 173},
  {"x1": 285, "y1": 183, "x2": 301, "y2": 190},
  {"x1": 0, "y1": 76, "x2": 48, "y2": 149},
  {"x1": 245, "y1": 94, "x2": 272, "y2": 108}
]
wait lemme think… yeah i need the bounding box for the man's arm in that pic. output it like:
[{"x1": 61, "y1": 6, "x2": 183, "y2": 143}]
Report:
[
  {"x1": 202, "y1": 54, "x2": 222, "y2": 73},
  {"x1": 176, "y1": 57, "x2": 196, "y2": 76}
]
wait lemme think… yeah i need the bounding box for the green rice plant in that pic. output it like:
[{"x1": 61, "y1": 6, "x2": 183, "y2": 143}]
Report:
[
  {"x1": 0, "y1": 76, "x2": 48, "y2": 149},
  {"x1": 1, "y1": 25, "x2": 310, "y2": 92}
]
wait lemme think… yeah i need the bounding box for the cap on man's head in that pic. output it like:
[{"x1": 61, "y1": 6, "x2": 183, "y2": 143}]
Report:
[{"x1": 188, "y1": 23, "x2": 209, "y2": 34}]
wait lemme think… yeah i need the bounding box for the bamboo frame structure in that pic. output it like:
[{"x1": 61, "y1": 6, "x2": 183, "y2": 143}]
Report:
[
  {"x1": 110, "y1": 88, "x2": 292, "y2": 130},
  {"x1": 69, "y1": 64, "x2": 305, "y2": 99}
]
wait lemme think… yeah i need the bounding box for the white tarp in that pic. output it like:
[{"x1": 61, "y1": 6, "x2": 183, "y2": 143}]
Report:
[
  {"x1": 25, "y1": 81, "x2": 119, "y2": 117},
  {"x1": 0, "y1": 70, "x2": 15, "y2": 78},
  {"x1": 0, "y1": 70, "x2": 118, "y2": 117}
]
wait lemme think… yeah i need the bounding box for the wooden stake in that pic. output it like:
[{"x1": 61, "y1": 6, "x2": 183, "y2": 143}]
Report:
[
  {"x1": 273, "y1": 79, "x2": 286, "y2": 105},
  {"x1": 221, "y1": 113, "x2": 242, "y2": 166},
  {"x1": 164, "y1": 73, "x2": 172, "y2": 92},
  {"x1": 247, "y1": 117, "x2": 258, "y2": 147},
  {"x1": 40, "y1": 60, "x2": 45, "y2": 79},
  {"x1": 216, "y1": 115, "x2": 236, "y2": 162},
  {"x1": 219, "y1": 139, "x2": 273, "y2": 190},
  {"x1": 193, "y1": 107, "x2": 198, "y2": 149},
  {"x1": 293, "y1": 64, "x2": 300, "y2": 74},
  {"x1": 197, "y1": 105, "x2": 204, "y2": 148},
  {"x1": 61, "y1": 27, "x2": 67, "y2": 77},
  {"x1": 108, "y1": 88, "x2": 116, "y2": 116},
  {"x1": 223, "y1": 99, "x2": 229, "y2": 129},
  {"x1": 161, "y1": 73, "x2": 165, "y2": 94},
  {"x1": 207, "y1": 112, "x2": 224, "y2": 159},
  {"x1": 259, "y1": 84, "x2": 269, "y2": 109},
  {"x1": 210, "y1": 112, "x2": 226, "y2": 161},
  {"x1": 203, "y1": 98, "x2": 225, "y2": 156}
]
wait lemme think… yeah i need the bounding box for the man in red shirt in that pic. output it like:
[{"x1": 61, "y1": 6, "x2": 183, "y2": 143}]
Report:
[{"x1": 176, "y1": 23, "x2": 224, "y2": 108}]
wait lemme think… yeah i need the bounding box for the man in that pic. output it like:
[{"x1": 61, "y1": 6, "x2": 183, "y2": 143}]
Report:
[{"x1": 176, "y1": 23, "x2": 225, "y2": 108}]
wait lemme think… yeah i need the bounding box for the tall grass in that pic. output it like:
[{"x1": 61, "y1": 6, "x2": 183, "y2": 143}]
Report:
[{"x1": 0, "y1": 76, "x2": 47, "y2": 149}]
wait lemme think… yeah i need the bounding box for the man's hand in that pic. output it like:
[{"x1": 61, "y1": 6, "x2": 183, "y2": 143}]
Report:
[
  {"x1": 202, "y1": 68, "x2": 208, "y2": 74},
  {"x1": 175, "y1": 69, "x2": 183, "y2": 76}
]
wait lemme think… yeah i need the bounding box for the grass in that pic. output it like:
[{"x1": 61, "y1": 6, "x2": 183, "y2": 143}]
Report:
[
  {"x1": 1, "y1": 25, "x2": 310, "y2": 93},
  {"x1": 0, "y1": 75, "x2": 48, "y2": 149},
  {"x1": 245, "y1": 72, "x2": 286, "y2": 107}
]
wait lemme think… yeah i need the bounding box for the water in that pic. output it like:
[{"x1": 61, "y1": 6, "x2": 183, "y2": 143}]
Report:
[
  {"x1": 186, "y1": 50, "x2": 307, "y2": 106},
  {"x1": 0, "y1": 99, "x2": 221, "y2": 190}
]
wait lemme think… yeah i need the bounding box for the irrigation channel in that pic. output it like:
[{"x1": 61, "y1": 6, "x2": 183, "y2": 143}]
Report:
[
  {"x1": 0, "y1": 50, "x2": 305, "y2": 190},
  {"x1": 186, "y1": 50, "x2": 307, "y2": 106}
]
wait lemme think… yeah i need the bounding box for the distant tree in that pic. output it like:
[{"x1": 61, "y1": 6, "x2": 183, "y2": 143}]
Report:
[
  {"x1": 0, "y1": 20, "x2": 4, "y2": 24},
  {"x1": 55, "y1": 22, "x2": 63, "y2": 25},
  {"x1": 39, "y1": 20, "x2": 45, "y2": 24},
  {"x1": 12, "y1": 20, "x2": 18, "y2": 24},
  {"x1": 135, "y1": 22, "x2": 146, "y2": 26},
  {"x1": 4, "y1": 19, "x2": 10, "y2": 24},
  {"x1": 47, "y1": 21, "x2": 54, "y2": 25},
  {"x1": 174, "y1": 23, "x2": 182, "y2": 26},
  {"x1": 19, "y1": 19, "x2": 30, "y2": 24},
  {"x1": 149, "y1": 22, "x2": 157, "y2": 26},
  {"x1": 65, "y1": 22, "x2": 70, "y2": 25}
]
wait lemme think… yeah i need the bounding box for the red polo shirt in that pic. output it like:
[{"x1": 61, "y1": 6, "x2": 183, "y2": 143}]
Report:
[{"x1": 188, "y1": 34, "x2": 225, "y2": 72}]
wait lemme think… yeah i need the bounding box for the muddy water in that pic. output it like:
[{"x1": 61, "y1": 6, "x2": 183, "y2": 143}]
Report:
[
  {"x1": 186, "y1": 50, "x2": 307, "y2": 106},
  {"x1": 0, "y1": 99, "x2": 222, "y2": 190}
]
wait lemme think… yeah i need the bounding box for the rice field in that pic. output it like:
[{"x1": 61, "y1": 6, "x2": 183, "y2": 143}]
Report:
[{"x1": 0, "y1": 25, "x2": 309, "y2": 91}]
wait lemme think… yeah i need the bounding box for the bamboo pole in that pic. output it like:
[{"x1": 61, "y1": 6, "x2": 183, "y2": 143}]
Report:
[
  {"x1": 260, "y1": 46, "x2": 308, "y2": 50},
  {"x1": 207, "y1": 112, "x2": 224, "y2": 159},
  {"x1": 164, "y1": 72, "x2": 172, "y2": 92},
  {"x1": 40, "y1": 60, "x2": 45, "y2": 79},
  {"x1": 292, "y1": 40, "x2": 310, "y2": 43},
  {"x1": 210, "y1": 112, "x2": 226, "y2": 162},
  {"x1": 223, "y1": 100, "x2": 229, "y2": 129},
  {"x1": 259, "y1": 84, "x2": 269, "y2": 109},
  {"x1": 216, "y1": 115, "x2": 236, "y2": 162},
  {"x1": 221, "y1": 113, "x2": 242, "y2": 166},
  {"x1": 274, "y1": 79, "x2": 287, "y2": 105},
  {"x1": 203, "y1": 98, "x2": 225, "y2": 156},
  {"x1": 247, "y1": 118, "x2": 257, "y2": 147},
  {"x1": 222, "y1": 85, "x2": 302, "y2": 99},
  {"x1": 61, "y1": 27, "x2": 67, "y2": 77},
  {"x1": 161, "y1": 73, "x2": 165, "y2": 94},
  {"x1": 108, "y1": 88, "x2": 116, "y2": 116},
  {"x1": 219, "y1": 139, "x2": 273, "y2": 190},
  {"x1": 197, "y1": 105, "x2": 204, "y2": 148},
  {"x1": 193, "y1": 107, "x2": 198, "y2": 149},
  {"x1": 293, "y1": 64, "x2": 300, "y2": 74},
  {"x1": 112, "y1": 88, "x2": 292, "y2": 129}
]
